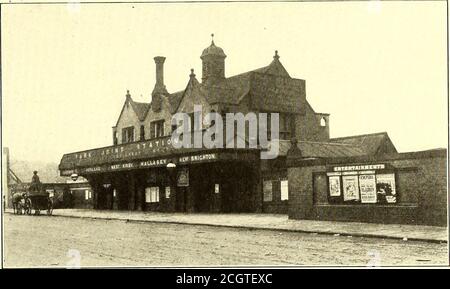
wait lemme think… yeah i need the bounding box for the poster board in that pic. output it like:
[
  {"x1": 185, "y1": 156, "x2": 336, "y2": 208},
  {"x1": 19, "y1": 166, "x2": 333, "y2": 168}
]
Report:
[
  {"x1": 359, "y1": 174, "x2": 377, "y2": 203},
  {"x1": 328, "y1": 176, "x2": 341, "y2": 197},
  {"x1": 376, "y1": 173, "x2": 397, "y2": 203},
  {"x1": 177, "y1": 168, "x2": 189, "y2": 187},
  {"x1": 165, "y1": 186, "x2": 171, "y2": 198},
  {"x1": 280, "y1": 180, "x2": 288, "y2": 200},
  {"x1": 263, "y1": 180, "x2": 273, "y2": 202},
  {"x1": 342, "y1": 175, "x2": 360, "y2": 201}
]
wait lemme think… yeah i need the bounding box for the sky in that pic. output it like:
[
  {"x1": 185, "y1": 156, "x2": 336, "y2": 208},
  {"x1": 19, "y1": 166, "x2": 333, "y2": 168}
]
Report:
[{"x1": 1, "y1": 1, "x2": 447, "y2": 164}]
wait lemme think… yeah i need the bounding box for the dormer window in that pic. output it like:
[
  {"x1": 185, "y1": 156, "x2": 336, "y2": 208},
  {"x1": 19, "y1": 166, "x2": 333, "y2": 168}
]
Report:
[{"x1": 122, "y1": 126, "x2": 135, "y2": 143}]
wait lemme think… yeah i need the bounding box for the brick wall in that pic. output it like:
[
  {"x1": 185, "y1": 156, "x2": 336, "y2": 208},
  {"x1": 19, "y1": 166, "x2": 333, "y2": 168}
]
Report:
[
  {"x1": 295, "y1": 104, "x2": 330, "y2": 142},
  {"x1": 287, "y1": 149, "x2": 447, "y2": 226}
]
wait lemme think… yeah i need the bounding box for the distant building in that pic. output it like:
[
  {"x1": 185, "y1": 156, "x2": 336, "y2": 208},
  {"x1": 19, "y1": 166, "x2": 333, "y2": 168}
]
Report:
[{"x1": 59, "y1": 38, "x2": 397, "y2": 214}]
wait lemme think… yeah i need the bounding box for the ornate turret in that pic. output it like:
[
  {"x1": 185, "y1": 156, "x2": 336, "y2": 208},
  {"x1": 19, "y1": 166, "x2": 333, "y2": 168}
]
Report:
[{"x1": 200, "y1": 34, "x2": 226, "y2": 85}]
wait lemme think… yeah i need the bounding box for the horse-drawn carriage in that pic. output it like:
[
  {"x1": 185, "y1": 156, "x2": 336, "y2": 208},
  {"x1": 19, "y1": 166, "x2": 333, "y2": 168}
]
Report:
[{"x1": 12, "y1": 187, "x2": 53, "y2": 216}]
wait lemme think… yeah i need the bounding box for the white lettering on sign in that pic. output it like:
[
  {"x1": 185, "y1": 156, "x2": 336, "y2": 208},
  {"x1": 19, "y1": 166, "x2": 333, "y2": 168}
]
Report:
[
  {"x1": 111, "y1": 163, "x2": 133, "y2": 170},
  {"x1": 326, "y1": 172, "x2": 342, "y2": 177},
  {"x1": 139, "y1": 159, "x2": 168, "y2": 167},
  {"x1": 179, "y1": 154, "x2": 217, "y2": 163},
  {"x1": 333, "y1": 164, "x2": 385, "y2": 172},
  {"x1": 72, "y1": 137, "x2": 172, "y2": 161}
]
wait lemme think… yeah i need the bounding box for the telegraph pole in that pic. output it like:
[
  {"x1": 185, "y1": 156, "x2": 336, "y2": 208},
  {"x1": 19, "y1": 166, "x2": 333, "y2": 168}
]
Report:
[{"x1": 2, "y1": 147, "x2": 10, "y2": 209}]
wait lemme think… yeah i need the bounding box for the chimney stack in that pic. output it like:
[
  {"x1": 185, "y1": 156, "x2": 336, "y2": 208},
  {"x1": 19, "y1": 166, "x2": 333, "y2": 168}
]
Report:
[
  {"x1": 152, "y1": 56, "x2": 167, "y2": 96},
  {"x1": 151, "y1": 56, "x2": 167, "y2": 112}
]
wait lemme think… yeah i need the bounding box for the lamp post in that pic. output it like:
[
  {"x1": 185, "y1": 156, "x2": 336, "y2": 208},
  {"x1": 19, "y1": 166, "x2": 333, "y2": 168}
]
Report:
[{"x1": 166, "y1": 161, "x2": 177, "y2": 212}]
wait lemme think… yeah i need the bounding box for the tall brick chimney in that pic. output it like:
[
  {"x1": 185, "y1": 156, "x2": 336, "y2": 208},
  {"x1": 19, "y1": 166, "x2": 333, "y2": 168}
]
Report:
[
  {"x1": 151, "y1": 56, "x2": 167, "y2": 112},
  {"x1": 152, "y1": 56, "x2": 168, "y2": 96}
]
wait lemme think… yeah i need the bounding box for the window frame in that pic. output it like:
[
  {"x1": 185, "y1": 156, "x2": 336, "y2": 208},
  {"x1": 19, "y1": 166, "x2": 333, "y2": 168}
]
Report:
[
  {"x1": 150, "y1": 120, "x2": 165, "y2": 139},
  {"x1": 121, "y1": 126, "x2": 135, "y2": 143},
  {"x1": 145, "y1": 186, "x2": 160, "y2": 203}
]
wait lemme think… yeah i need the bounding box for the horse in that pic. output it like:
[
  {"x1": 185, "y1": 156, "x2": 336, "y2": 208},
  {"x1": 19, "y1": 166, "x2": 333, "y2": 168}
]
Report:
[{"x1": 12, "y1": 192, "x2": 25, "y2": 214}]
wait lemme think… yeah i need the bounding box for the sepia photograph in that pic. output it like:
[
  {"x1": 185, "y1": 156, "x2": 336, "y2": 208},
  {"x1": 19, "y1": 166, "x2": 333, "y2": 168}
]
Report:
[{"x1": 0, "y1": 0, "x2": 448, "y2": 274}]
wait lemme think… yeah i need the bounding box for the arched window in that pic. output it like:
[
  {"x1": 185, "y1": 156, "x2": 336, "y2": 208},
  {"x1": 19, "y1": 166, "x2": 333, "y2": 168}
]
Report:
[{"x1": 320, "y1": 117, "x2": 327, "y2": 127}]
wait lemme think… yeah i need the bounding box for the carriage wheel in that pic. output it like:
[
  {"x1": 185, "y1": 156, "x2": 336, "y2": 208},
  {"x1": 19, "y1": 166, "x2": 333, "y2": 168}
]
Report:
[{"x1": 47, "y1": 199, "x2": 53, "y2": 216}]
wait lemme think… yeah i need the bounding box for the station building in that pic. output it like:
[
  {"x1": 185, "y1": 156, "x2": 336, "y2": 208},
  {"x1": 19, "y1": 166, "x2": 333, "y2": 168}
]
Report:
[{"x1": 59, "y1": 39, "x2": 445, "y2": 224}]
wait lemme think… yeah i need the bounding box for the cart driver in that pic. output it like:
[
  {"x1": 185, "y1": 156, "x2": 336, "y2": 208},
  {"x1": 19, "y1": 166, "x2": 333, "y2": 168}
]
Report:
[{"x1": 30, "y1": 170, "x2": 41, "y2": 192}]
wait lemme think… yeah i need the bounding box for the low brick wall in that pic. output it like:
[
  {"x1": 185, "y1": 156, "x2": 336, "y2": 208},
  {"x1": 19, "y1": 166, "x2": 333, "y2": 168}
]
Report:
[{"x1": 287, "y1": 149, "x2": 447, "y2": 226}]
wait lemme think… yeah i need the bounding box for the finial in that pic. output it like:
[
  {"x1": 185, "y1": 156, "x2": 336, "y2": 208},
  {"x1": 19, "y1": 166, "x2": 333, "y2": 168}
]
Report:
[
  {"x1": 190, "y1": 68, "x2": 196, "y2": 78},
  {"x1": 211, "y1": 33, "x2": 215, "y2": 45},
  {"x1": 274, "y1": 50, "x2": 280, "y2": 60},
  {"x1": 126, "y1": 89, "x2": 131, "y2": 97}
]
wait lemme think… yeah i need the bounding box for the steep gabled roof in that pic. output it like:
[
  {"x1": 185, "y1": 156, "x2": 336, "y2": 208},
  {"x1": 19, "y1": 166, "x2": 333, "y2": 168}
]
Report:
[
  {"x1": 254, "y1": 58, "x2": 290, "y2": 77},
  {"x1": 330, "y1": 132, "x2": 397, "y2": 155},
  {"x1": 169, "y1": 74, "x2": 208, "y2": 113},
  {"x1": 115, "y1": 92, "x2": 150, "y2": 127},
  {"x1": 168, "y1": 90, "x2": 185, "y2": 114},
  {"x1": 129, "y1": 100, "x2": 150, "y2": 121},
  {"x1": 117, "y1": 52, "x2": 300, "y2": 120},
  {"x1": 204, "y1": 56, "x2": 293, "y2": 105}
]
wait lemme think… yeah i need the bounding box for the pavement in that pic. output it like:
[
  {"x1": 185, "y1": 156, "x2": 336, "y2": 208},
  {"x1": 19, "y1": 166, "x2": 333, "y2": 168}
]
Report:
[{"x1": 5, "y1": 208, "x2": 447, "y2": 243}]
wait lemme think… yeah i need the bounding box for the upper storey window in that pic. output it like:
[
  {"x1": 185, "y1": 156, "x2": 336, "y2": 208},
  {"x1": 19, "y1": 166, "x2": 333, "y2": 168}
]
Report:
[
  {"x1": 113, "y1": 130, "x2": 118, "y2": 145},
  {"x1": 122, "y1": 126, "x2": 135, "y2": 143},
  {"x1": 150, "y1": 120, "x2": 165, "y2": 139},
  {"x1": 279, "y1": 113, "x2": 294, "y2": 140},
  {"x1": 264, "y1": 112, "x2": 294, "y2": 141}
]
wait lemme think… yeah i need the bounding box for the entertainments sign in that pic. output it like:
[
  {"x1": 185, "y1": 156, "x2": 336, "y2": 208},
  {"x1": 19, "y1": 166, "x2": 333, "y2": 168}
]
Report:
[{"x1": 333, "y1": 164, "x2": 385, "y2": 172}]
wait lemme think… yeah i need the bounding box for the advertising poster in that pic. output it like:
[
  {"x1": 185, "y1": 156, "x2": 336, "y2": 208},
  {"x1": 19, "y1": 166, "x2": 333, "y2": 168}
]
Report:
[
  {"x1": 342, "y1": 175, "x2": 360, "y2": 201},
  {"x1": 177, "y1": 168, "x2": 189, "y2": 187},
  {"x1": 376, "y1": 173, "x2": 397, "y2": 203},
  {"x1": 359, "y1": 174, "x2": 377, "y2": 203},
  {"x1": 328, "y1": 176, "x2": 341, "y2": 197}
]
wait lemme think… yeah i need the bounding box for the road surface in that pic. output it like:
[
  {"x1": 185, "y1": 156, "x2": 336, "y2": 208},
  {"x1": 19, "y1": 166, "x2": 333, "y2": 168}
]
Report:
[{"x1": 3, "y1": 214, "x2": 448, "y2": 267}]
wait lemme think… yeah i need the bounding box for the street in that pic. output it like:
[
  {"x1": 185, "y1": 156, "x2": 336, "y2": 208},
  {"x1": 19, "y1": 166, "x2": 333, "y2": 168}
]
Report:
[{"x1": 3, "y1": 214, "x2": 448, "y2": 267}]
